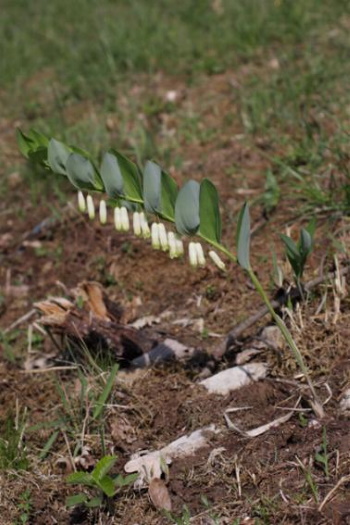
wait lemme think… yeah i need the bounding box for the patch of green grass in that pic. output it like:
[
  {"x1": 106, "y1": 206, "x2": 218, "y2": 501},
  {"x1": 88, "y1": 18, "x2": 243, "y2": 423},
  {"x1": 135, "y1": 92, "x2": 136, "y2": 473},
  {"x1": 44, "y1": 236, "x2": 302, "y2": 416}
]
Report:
[
  {"x1": 0, "y1": 414, "x2": 29, "y2": 471},
  {"x1": 2, "y1": 0, "x2": 348, "y2": 98}
]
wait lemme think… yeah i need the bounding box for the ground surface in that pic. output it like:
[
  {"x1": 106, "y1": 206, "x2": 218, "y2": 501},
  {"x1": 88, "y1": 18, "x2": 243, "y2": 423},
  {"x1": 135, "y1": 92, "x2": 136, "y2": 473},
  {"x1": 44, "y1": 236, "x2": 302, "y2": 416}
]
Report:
[{"x1": 1, "y1": 2, "x2": 350, "y2": 524}]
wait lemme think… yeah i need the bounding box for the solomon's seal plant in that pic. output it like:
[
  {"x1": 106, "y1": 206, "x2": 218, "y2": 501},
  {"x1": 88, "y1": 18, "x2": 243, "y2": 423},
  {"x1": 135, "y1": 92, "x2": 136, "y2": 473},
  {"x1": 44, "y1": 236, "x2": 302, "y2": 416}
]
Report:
[{"x1": 17, "y1": 128, "x2": 324, "y2": 418}]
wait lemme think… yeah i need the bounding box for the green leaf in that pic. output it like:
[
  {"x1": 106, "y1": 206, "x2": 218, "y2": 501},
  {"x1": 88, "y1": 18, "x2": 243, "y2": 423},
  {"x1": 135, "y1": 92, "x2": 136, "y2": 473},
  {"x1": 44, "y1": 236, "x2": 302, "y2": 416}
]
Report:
[
  {"x1": 39, "y1": 430, "x2": 59, "y2": 460},
  {"x1": 143, "y1": 161, "x2": 178, "y2": 219},
  {"x1": 109, "y1": 150, "x2": 142, "y2": 201},
  {"x1": 143, "y1": 160, "x2": 161, "y2": 213},
  {"x1": 96, "y1": 475, "x2": 115, "y2": 497},
  {"x1": 114, "y1": 472, "x2": 139, "y2": 487},
  {"x1": 16, "y1": 129, "x2": 36, "y2": 159},
  {"x1": 299, "y1": 228, "x2": 312, "y2": 257},
  {"x1": 159, "y1": 169, "x2": 178, "y2": 220},
  {"x1": 66, "y1": 472, "x2": 94, "y2": 486},
  {"x1": 175, "y1": 180, "x2": 200, "y2": 235},
  {"x1": 86, "y1": 496, "x2": 103, "y2": 508},
  {"x1": 236, "y1": 202, "x2": 251, "y2": 270},
  {"x1": 66, "y1": 153, "x2": 103, "y2": 191},
  {"x1": 92, "y1": 364, "x2": 119, "y2": 420},
  {"x1": 100, "y1": 152, "x2": 125, "y2": 198},
  {"x1": 28, "y1": 129, "x2": 49, "y2": 148},
  {"x1": 91, "y1": 455, "x2": 117, "y2": 483},
  {"x1": 198, "y1": 179, "x2": 221, "y2": 243},
  {"x1": 280, "y1": 234, "x2": 301, "y2": 277},
  {"x1": 66, "y1": 493, "x2": 88, "y2": 507},
  {"x1": 48, "y1": 138, "x2": 71, "y2": 175}
]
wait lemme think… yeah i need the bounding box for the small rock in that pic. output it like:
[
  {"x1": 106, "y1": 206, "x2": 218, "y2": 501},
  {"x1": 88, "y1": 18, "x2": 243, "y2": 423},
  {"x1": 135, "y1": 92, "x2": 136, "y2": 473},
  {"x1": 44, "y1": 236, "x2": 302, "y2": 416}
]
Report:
[{"x1": 340, "y1": 388, "x2": 350, "y2": 413}]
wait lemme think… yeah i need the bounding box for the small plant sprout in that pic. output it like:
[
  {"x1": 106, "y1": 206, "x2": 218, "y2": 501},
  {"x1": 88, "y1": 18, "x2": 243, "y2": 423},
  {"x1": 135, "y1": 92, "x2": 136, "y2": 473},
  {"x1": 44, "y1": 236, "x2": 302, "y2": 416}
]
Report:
[
  {"x1": 77, "y1": 191, "x2": 86, "y2": 213},
  {"x1": 66, "y1": 455, "x2": 138, "y2": 509},
  {"x1": 99, "y1": 200, "x2": 107, "y2": 225},
  {"x1": 133, "y1": 211, "x2": 142, "y2": 236},
  {"x1": 209, "y1": 250, "x2": 226, "y2": 271},
  {"x1": 18, "y1": 129, "x2": 325, "y2": 418},
  {"x1": 86, "y1": 195, "x2": 95, "y2": 220}
]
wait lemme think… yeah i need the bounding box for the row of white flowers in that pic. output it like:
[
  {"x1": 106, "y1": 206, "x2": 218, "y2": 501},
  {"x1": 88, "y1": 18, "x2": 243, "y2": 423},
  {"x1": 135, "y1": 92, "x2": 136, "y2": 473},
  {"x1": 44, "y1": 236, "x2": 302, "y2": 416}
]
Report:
[{"x1": 77, "y1": 192, "x2": 226, "y2": 270}]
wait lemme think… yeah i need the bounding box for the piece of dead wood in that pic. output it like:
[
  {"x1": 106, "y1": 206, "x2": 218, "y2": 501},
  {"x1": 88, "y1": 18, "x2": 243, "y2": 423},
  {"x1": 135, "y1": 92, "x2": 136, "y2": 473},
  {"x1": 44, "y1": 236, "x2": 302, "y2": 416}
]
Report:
[
  {"x1": 33, "y1": 282, "x2": 197, "y2": 367},
  {"x1": 34, "y1": 284, "x2": 156, "y2": 363},
  {"x1": 212, "y1": 263, "x2": 350, "y2": 359},
  {"x1": 124, "y1": 425, "x2": 220, "y2": 488}
]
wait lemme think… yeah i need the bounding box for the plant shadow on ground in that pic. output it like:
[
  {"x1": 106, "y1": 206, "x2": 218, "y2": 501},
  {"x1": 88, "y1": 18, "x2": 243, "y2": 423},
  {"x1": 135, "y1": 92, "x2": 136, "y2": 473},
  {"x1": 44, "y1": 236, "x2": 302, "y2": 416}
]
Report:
[{"x1": 1, "y1": 1, "x2": 350, "y2": 524}]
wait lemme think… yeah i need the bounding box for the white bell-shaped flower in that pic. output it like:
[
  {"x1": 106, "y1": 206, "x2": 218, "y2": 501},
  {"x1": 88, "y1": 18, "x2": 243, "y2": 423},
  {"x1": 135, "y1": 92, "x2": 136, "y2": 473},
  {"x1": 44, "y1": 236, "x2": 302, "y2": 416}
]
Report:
[
  {"x1": 86, "y1": 195, "x2": 95, "y2": 220},
  {"x1": 77, "y1": 191, "x2": 86, "y2": 213},
  {"x1": 120, "y1": 207, "x2": 130, "y2": 231},
  {"x1": 209, "y1": 250, "x2": 226, "y2": 271},
  {"x1": 99, "y1": 200, "x2": 107, "y2": 225}
]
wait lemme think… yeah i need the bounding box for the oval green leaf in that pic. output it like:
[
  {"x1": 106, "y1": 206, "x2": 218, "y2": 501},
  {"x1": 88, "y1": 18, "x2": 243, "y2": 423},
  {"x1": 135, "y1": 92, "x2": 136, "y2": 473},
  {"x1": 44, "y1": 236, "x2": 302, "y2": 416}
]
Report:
[
  {"x1": 48, "y1": 138, "x2": 71, "y2": 175},
  {"x1": 175, "y1": 180, "x2": 200, "y2": 235},
  {"x1": 100, "y1": 152, "x2": 125, "y2": 197},
  {"x1": 66, "y1": 153, "x2": 103, "y2": 191},
  {"x1": 236, "y1": 202, "x2": 251, "y2": 270},
  {"x1": 198, "y1": 179, "x2": 221, "y2": 243}
]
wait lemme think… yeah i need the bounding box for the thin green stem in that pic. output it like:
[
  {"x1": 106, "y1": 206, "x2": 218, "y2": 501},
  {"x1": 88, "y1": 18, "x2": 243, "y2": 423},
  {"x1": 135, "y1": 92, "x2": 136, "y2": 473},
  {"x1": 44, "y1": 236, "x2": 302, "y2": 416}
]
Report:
[
  {"x1": 210, "y1": 240, "x2": 324, "y2": 418},
  {"x1": 247, "y1": 268, "x2": 324, "y2": 418}
]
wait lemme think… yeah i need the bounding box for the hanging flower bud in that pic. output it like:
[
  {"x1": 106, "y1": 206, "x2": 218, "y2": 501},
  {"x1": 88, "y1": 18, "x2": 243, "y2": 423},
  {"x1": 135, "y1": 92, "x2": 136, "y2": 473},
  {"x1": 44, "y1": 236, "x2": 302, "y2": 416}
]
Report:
[
  {"x1": 114, "y1": 207, "x2": 122, "y2": 231},
  {"x1": 139, "y1": 212, "x2": 150, "y2": 238},
  {"x1": 86, "y1": 195, "x2": 95, "y2": 220},
  {"x1": 99, "y1": 200, "x2": 107, "y2": 225},
  {"x1": 176, "y1": 239, "x2": 184, "y2": 256},
  {"x1": 195, "y1": 242, "x2": 206, "y2": 267},
  {"x1": 151, "y1": 223, "x2": 161, "y2": 249},
  {"x1": 168, "y1": 232, "x2": 177, "y2": 258},
  {"x1": 188, "y1": 242, "x2": 198, "y2": 267},
  {"x1": 209, "y1": 250, "x2": 226, "y2": 271},
  {"x1": 77, "y1": 191, "x2": 86, "y2": 213},
  {"x1": 158, "y1": 223, "x2": 168, "y2": 251},
  {"x1": 133, "y1": 212, "x2": 142, "y2": 236},
  {"x1": 120, "y1": 206, "x2": 130, "y2": 231}
]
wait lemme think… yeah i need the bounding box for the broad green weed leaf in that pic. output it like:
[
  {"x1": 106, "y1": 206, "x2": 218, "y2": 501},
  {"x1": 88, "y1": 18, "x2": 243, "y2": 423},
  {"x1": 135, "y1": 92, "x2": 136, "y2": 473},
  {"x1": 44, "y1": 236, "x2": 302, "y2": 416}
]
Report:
[
  {"x1": 110, "y1": 150, "x2": 142, "y2": 201},
  {"x1": 175, "y1": 180, "x2": 200, "y2": 235},
  {"x1": 114, "y1": 472, "x2": 139, "y2": 487},
  {"x1": 199, "y1": 179, "x2": 221, "y2": 243},
  {"x1": 48, "y1": 138, "x2": 71, "y2": 175},
  {"x1": 66, "y1": 494, "x2": 88, "y2": 507},
  {"x1": 66, "y1": 153, "x2": 103, "y2": 191},
  {"x1": 66, "y1": 472, "x2": 94, "y2": 486},
  {"x1": 97, "y1": 476, "x2": 115, "y2": 497},
  {"x1": 86, "y1": 496, "x2": 103, "y2": 508},
  {"x1": 100, "y1": 152, "x2": 125, "y2": 197},
  {"x1": 91, "y1": 455, "x2": 117, "y2": 482},
  {"x1": 236, "y1": 202, "x2": 251, "y2": 270}
]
